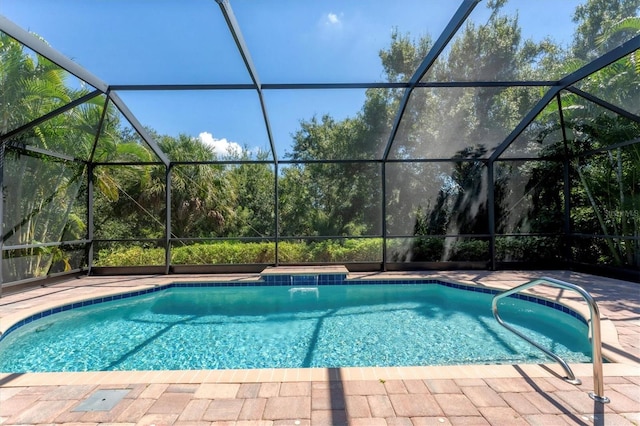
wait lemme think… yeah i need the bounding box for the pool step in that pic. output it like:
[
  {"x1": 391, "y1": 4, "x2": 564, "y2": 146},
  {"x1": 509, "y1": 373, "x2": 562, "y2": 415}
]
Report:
[{"x1": 260, "y1": 265, "x2": 348, "y2": 286}]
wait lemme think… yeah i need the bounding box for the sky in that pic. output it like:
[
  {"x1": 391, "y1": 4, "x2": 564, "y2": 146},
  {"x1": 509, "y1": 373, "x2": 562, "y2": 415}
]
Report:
[{"x1": 0, "y1": 0, "x2": 581, "y2": 160}]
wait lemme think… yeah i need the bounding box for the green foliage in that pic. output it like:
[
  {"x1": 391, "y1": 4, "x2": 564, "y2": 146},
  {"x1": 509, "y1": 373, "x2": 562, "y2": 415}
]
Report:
[
  {"x1": 448, "y1": 239, "x2": 489, "y2": 261},
  {"x1": 171, "y1": 242, "x2": 274, "y2": 264},
  {"x1": 572, "y1": 0, "x2": 640, "y2": 60},
  {"x1": 495, "y1": 237, "x2": 564, "y2": 262},
  {"x1": 95, "y1": 246, "x2": 165, "y2": 266},
  {"x1": 95, "y1": 239, "x2": 384, "y2": 266},
  {"x1": 307, "y1": 239, "x2": 383, "y2": 262},
  {"x1": 389, "y1": 238, "x2": 489, "y2": 262},
  {"x1": 0, "y1": 33, "x2": 71, "y2": 135},
  {"x1": 379, "y1": 29, "x2": 432, "y2": 83},
  {"x1": 226, "y1": 151, "x2": 275, "y2": 237},
  {"x1": 276, "y1": 242, "x2": 310, "y2": 263},
  {"x1": 405, "y1": 237, "x2": 444, "y2": 262},
  {"x1": 279, "y1": 115, "x2": 382, "y2": 237}
]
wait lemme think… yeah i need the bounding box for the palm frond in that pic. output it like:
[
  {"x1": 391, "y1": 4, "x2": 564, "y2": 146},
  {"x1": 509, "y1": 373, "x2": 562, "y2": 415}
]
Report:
[
  {"x1": 95, "y1": 172, "x2": 120, "y2": 202},
  {"x1": 596, "y1": 17, "x2": 640, "y2": 46}
]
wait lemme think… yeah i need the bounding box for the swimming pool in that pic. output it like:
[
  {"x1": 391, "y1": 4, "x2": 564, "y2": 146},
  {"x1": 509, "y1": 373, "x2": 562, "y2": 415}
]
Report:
[{"x1": 0, "y1": 280, "x2": 593, "y2": 372}]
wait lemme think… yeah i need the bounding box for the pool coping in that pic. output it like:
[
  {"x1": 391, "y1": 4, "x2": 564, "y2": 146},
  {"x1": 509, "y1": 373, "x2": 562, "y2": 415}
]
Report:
[{"x1": 2, "y1": 361, "x2": 639, "y2": 389}]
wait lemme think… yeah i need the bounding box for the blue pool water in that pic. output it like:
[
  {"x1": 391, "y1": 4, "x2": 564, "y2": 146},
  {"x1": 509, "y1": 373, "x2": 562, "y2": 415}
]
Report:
[{"x1": 0, "y1": 283, "x2": 593, "y2": 372}]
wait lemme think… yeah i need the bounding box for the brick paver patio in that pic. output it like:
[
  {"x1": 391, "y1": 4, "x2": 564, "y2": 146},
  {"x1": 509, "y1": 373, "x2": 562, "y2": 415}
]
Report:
[{"x1": 1, "y1": 270, "x2": 638, "y2": 425}]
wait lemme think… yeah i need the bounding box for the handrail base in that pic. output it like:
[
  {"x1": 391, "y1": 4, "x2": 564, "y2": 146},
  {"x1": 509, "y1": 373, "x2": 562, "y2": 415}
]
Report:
[
  {"x1": 589, "y1": 393, "x2": 611, "y2": 404},
  {"x1": 564, "y1": 378, "x2": 582, "y2": 385}
]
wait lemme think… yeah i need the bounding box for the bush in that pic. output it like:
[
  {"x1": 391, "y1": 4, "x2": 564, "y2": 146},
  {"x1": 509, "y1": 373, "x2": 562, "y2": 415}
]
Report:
[
  {"x1": 411, "y1": 237, "x2": 445, "y2": 261},
  {"x1": 277, "y1": 241, "x2": 310, "y2": 263},
  {"x1": 449, "y1": 239, "x2": 489, "y2": 261},
  {"x1": 171, "y1": 242, "x2": 275, "y2": 264},
  {"x1": 495, "y1": 236, "x2": 562, "y2": 262},
  {"x1": 95, "y1": 246, "x2": 165, "y2": 266},
  {"x1": 387, "y1": 237, "x2": 489, "y2": 262},
  {"x1": 308, "y1": 239, "x2": 383, "y2": 262},
  {"x1": 94, "y1": 239, "x2": 384, "y2": 266}
]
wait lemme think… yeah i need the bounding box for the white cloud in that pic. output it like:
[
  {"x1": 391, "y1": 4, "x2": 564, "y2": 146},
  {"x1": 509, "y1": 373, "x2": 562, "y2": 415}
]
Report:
[
  {"x1": 198, "y1": 131, "x2": 242, "y2": 156},
  {"x1": 327, "y1": 12, "x2": 340, "y2": 25},
  {"x1": 319, "y1": 12, "x2": 346, "y2": 38}
]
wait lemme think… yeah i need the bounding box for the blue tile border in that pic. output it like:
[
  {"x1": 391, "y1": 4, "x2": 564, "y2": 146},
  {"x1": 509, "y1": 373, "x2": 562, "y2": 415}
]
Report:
[
  {"x1": 0, "y1": 276, "x2": 587, "y2": 342},
  {"x1": 261, "y1": 273, "x2": 347, "y2": 286}
]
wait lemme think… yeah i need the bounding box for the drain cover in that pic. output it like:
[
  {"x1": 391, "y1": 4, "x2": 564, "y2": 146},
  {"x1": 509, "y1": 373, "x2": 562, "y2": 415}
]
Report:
[{"x1": 73, "y1": 389, "x2": 130, "y2": 412}]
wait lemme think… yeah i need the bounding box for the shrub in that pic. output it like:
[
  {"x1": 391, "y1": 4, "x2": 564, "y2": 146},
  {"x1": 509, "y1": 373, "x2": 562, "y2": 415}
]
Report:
[
  {"x1": 449, "y1": 239, "x2": 489, "y2": 261},
  {"x1": 95, "y1": 246, "x2": 165, "y2": 266},
  {"x1": 411, "y1": 237, "x2": 445, "y2": 261},
  {"x1": 308, "y1": 239, "x2": 382, "y2": 262},
  {"x1": 94, "y1": 239, "x2": 384, "y2": 265},
  {"x1": 171, "y1": 242, "x2": 275, "y2": 264},
  {"x1": 495, "y1": 236, "x2": 562, "y2": 262}
]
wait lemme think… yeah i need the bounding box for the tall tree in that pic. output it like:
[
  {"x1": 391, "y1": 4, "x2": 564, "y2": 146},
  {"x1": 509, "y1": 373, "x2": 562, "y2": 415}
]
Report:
[
  {"x1": 226, "y1": 149, "x2": 275, "y2": 238},
  {"x1": 279, "y1": 115, "x2": 381, "y2": 237},
  {"x1": 572, "y1": 0, "x2": 640, "y2": 60},
  {"x1": 1, "y1": 33, "x2": 105, "y2": 279},
  {"x1": 156, "y1": 134, "x2": 235, "y2": 238},
  {"x1": 522, "y1": 0, "x2": 640, "y2": 268}
]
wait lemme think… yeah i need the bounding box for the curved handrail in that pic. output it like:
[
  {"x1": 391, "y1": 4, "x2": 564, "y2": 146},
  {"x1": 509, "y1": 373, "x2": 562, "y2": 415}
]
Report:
[{"x1": 492, "y1": 276, "x2": 609, "y2": 403}]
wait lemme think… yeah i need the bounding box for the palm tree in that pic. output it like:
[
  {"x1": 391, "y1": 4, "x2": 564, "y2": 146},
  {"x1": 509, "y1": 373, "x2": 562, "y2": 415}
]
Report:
[
  {"x1": 152, "y1": 134, "x2": 236, "y2": 238},
  {"x1": 1, "y1": 33, "x2": 81, "y2": 280},
  {"x1": 1, "y1": 33, "x2": 155, "y2": 280},
  {"x1": 0, "y1": 33, "x2": 72, "y2": 135}
]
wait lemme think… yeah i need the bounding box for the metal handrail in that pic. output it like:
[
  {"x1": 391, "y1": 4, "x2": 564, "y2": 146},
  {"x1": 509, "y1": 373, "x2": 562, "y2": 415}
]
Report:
[{"x1": 492, "y1": 276, "x2": 610, "y2": 404}]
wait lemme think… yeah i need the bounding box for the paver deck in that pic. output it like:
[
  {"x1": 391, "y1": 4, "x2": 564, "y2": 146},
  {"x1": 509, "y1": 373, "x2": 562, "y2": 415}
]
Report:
[{"x1": 1, "y1": 270, "x2": 638, "y2": 425}]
